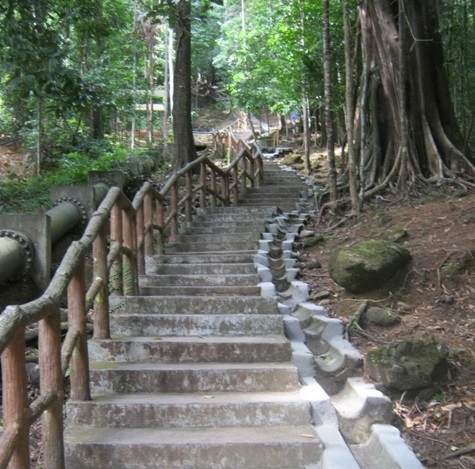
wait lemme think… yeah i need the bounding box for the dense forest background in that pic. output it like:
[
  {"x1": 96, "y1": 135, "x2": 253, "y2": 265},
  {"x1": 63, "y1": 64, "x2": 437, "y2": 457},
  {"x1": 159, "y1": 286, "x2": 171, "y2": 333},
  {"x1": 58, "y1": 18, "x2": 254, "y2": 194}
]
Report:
[{"x1": 1, "y1": 0, "x2": 475, "y2": 211}]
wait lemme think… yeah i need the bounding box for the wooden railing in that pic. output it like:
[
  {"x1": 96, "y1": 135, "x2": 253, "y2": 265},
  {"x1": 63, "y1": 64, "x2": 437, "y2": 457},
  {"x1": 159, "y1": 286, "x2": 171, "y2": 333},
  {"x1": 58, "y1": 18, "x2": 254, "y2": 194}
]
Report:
[{"x1": 0, "y1": 138, "x2": 263, "y2": 469}]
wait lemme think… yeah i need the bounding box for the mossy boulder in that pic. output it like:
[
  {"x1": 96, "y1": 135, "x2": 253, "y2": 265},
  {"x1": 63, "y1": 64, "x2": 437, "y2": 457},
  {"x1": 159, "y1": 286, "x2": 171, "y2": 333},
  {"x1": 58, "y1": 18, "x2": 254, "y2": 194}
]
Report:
[
  {"x1": 366, "y1": 338, "x2": 449, "y2": 391},
  {"x1": 329, "y1": 239, "x2": 411, "y2": 293}
]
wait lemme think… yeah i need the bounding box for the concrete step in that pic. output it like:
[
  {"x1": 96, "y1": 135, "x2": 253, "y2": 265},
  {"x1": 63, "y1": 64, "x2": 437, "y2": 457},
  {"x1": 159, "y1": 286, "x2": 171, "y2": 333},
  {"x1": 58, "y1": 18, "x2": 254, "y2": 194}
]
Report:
[
  {"x1": 193, "y1": 213, "x2": 273, "y2": 222},
  {"x1": 88, "y1": 335, "x2": 292, "y2": 363},
  {"x1": 66, "y1": 391, "x2": 312, "y2": 428},
  {"x1": 89, "y1": 362, "x2": 301, "y2": 394},
  {"x1": 165, "y1": 240, "x2": 259, "y2": 252},
  {"x1": 203, "y1": 206, "x2": 279, "y2": 215},
  {"x1": 109, "y1": 295, "x2": 278, "y2": 315},
  {"x1": 110, "y1": 313, "x2": 285, "y2": 338},
  {"x1": 180, "y1": 224, "x2": 264, "y2": 235},
  {"x1": 239, "y1": 200, "x2": 298, "y2": 210},
  {"x1": 64, "y1": 425, "x2": 323, "y2": 469},
  {"x1": 174, "y1": 232, "x2": 262, "y2": 245},
  {"x1": 141, "y1": 285, "x2": 262, "y2": 296},
  {"x1": 149, "y1": 262, "x2": 257, "y2": 275},
  {"x1": 243, "y1": 187, "x2": 303, "y2": 194},
  {"x1": 139, "y1": 273, "x2": 259, "y2": 287},
  {"x1": 152, "y1": 251, "x2": 256, "y2": 264}
]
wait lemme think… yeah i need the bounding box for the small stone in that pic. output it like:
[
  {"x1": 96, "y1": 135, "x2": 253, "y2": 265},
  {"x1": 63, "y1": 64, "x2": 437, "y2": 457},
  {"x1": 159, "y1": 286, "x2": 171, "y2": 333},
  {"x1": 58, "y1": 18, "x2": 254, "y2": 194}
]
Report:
[
  {"x1": 299, "y1": 229, "x2": 315, "y2": 238},
  {"x1": 318, "y1": 299, "x2": 332, "y2": 306},
  {"x1": 306, "y1": 260, "x2": 322, "y2": 270},
  {"x1": 365, "y1": 307, "x2": 401, "y2": 327},
  {"x1": 381, "y1": 228, "x2": 408, "y2": 243},
  {"x1": 310, "y1": 290, "x2": 331, "y2": 300},
  {"x1": 302, "y1": 234, "x2": 325, "y2": 248},
  {"x1": 396, "y1": 301, "x2": 412, "y2": 312}
]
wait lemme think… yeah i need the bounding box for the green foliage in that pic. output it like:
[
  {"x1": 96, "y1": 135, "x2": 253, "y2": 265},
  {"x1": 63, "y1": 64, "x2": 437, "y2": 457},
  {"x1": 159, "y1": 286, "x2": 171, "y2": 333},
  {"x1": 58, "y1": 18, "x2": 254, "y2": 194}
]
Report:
[
  {"x1": 439, "y1": 0, "x2": 475, "y2": 146},
  {"x1": 211, "y1": 0, "x2": 335, "y2": 115},
  {"x1": 0, "y1": 146, "x2": 130, "y2": 213}
]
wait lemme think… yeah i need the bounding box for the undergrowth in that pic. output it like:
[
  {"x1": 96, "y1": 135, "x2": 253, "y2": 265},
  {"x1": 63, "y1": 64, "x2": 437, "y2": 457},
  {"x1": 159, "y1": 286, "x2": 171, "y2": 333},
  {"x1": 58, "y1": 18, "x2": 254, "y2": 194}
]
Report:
[{"x1": 0, "y1": 145, "x2": 165, "y2": 213}]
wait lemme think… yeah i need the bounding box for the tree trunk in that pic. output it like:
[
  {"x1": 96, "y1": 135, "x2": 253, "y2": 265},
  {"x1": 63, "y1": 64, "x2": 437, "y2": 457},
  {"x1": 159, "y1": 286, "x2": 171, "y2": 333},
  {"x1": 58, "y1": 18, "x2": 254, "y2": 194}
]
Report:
[
  {"x1": 302, "y1": 88, "x2": 311, "y2": 174},
  {"x1": 173, "y1": 0, "x2": 197, "y2": 170},
  {"x1": 323, "y1": 0, "x2": 337, "y2": 205},
  {"x1": 343, "y1": 0, "x2": 360, "y2": 213},
  {"x1": 162, "y1": 27, "x2": 171, "y2": 158},
  {"x1": 357, "y1": 0, "x2": 473, "y2": 192}
]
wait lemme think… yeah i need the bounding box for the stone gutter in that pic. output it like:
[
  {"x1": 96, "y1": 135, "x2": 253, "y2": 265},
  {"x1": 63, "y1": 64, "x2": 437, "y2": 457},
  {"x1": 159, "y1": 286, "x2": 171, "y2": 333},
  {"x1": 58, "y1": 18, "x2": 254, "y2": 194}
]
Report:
[{"x1": 252, "y1": 161, "x2": 422, "y2": 468}]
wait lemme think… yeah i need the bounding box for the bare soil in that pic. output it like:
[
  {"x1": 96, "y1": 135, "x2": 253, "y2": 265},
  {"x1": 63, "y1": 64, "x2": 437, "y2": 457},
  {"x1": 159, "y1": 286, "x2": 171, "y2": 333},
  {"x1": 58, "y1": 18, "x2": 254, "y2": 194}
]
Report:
[{"x1": 297, "y1": 187, "x2": 475, "y2": 468}]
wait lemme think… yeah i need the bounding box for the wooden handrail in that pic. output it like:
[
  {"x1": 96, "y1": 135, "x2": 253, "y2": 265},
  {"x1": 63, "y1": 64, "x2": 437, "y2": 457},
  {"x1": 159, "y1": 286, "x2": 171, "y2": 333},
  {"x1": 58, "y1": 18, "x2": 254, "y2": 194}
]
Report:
[{"x1": 0, "y1": 129, "x2": 263, "y2": 468}]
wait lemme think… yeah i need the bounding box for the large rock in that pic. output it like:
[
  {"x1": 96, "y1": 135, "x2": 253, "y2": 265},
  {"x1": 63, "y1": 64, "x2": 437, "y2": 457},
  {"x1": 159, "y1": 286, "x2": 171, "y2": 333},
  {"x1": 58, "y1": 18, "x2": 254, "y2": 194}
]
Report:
[
  {"x1": 366, "y1": 338, "x2": 449, "y2": 391},
  {"x1": 329, "y1": 239, "x2": 411, "y2": 293}
]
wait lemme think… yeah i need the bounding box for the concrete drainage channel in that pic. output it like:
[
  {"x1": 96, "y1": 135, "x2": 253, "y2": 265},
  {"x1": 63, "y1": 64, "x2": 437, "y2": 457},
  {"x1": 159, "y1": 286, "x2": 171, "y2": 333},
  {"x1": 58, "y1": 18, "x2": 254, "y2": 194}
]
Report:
[{"x1": 253, "y1": 162, "x2": 422, "y2": 468}]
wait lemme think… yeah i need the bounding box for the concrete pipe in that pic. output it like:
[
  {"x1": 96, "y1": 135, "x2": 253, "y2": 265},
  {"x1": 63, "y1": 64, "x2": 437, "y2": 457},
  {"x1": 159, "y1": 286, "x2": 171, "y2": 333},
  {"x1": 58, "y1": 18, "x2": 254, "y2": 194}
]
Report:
[
  {"x1": 46, "y1": 182, "x2": 110, "y2": 244},
  {"x1": 0, "y1": 181, "x2": 111, "y2": 285},
  {"x1": 0, "y1": 231, "x2": 34, "y2": 285}
]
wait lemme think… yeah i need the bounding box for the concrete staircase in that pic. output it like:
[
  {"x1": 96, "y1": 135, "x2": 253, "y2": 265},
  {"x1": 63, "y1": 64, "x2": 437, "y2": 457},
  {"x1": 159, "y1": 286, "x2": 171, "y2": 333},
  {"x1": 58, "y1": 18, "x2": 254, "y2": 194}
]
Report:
[{"x1": 64, "y1": 160, "x2": 421, "y2": 468}]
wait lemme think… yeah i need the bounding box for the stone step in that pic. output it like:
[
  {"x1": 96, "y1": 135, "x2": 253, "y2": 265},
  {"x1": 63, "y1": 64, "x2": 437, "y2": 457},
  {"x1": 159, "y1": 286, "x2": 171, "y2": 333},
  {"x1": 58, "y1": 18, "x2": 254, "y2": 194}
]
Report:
[
  {"x1": 149, "y1": 262, "x2": 257, "y2": 275},
  {"x1": 239, "y1": 200, "x2": 298, "y2": 210},
  {"x1": 140, "y1": 285, "x2": 262, "y2": 296},
  {"x1": 241, "y1": 193, "x2": 301, "y2": 200},
  {"x1": 66, "y1": 391, "x2": 312, "y2": 428},
  {"x1": 139, "y1": 273, "x2": 259, "y2": 287},
  {"x1": 203, "y1": 206, "x2": 279, "y2": 215},
  {"x1": 165, "y1": 240, "x2": 260, "y2": 252},
  {"x1": 64, "y1": 425, "x2": 323, "y2": 469},
  {"x1": 88, "y1": 335, "x2": 292, "y2": 363},
  {"x1": 110, "y1": 313, "x2": 285, "y2": 338},
  {"x1": 174, "y1": 231, "x2": 262, "y2": 245},
  {"x1": 239, "y1": 196, "x2": 301, "y2": 204},
  {"x1": 194, "y1": 212, "x2": 274, "y2": 222},
  {"x1": 244, "y1": 187, "x2": 303, "y2": 194},
  {"x1": 89, "y1": 362, "x2": 300, "y2": 394},
  {"x1": 152, "y1": 251, "x2": 256, "y2": 264},
  {"x1": 180, "y1": 224, "x2": 264, "y2": 235},
  {"x1": 109, "y1": 295, "x2": 278, "y2": 315}
]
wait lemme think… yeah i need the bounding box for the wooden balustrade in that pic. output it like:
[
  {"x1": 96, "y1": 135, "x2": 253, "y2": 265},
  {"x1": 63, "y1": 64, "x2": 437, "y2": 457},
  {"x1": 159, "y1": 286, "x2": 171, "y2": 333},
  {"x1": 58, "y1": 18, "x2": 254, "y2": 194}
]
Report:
[{"x1": 0, "y1": 131, "x2": 263, "y2": 468}]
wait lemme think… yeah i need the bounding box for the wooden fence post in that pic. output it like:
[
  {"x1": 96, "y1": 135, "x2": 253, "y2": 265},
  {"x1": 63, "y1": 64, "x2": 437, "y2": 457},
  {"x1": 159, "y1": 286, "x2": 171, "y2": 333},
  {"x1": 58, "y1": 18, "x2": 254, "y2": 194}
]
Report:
[
  {"x1": 200, "y1": 162, "x2": 207, "y2": 209},
  {"x1": 39, "y1": 305, "x2": 65, "y2": 468},
  {"x1": 136, "y1": 202, "x2": 145, "y2": 276},
  {"x1": 222, "y1": 173, "x2": 229, "y2": 206},
  {"x1": 110, "y1": 202, "x2": 123, "y2": 296},
  {"x1": 210, "y1": 170, "x2": 217, "y2": 208},
  {"x1": 122, "y1": 207, "x2": 138, "y2": 296},
  {"x1": 170, "y1": 182, "x2": 178, "y2": 239},
  {"x1": 232, "y1": 166, "x2": 239, "y2": 205},
  {"x1": 1, "y1": 327, "x2": 30, "y2": 469},
  {"x1": 185, "y1": 172, "x2": 193, "y2": 224},
  {"x1": 144, "y1": 192, "x2": 154, "y2": 256},
  {"x1": 155, "y1": 197, "x2": 165, "y2": 254},
  {"x1": 93, "y1": 224, "x2": 110, "y2": 339},
  {"x1": 68, "y1": 261, "x2": 91, "y2": 402}
]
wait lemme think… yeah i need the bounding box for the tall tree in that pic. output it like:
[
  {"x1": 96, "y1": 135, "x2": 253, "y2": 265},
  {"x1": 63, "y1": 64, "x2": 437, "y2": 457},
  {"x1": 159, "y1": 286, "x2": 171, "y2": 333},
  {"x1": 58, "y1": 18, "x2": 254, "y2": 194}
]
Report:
[
  {"x1": 343, "y1": 0, "x2": 360, "y2": 213},
  {"x1": 173, "y1": 0, "x2": 197, "y2": 169},
  {"x1": 323, "y1": 0, "x2": 337, "y2": 206},
  {"x1": 356, "y1": 0, "x2": 475, "y2": 196}
]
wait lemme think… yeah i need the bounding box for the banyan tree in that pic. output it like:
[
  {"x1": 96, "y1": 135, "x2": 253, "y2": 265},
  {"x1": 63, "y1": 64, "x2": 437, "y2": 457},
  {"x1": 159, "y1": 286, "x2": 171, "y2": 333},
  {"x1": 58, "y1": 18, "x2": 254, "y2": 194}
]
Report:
[{"x1": 352, "y1": 0, "x2": 475, "y2": 203}]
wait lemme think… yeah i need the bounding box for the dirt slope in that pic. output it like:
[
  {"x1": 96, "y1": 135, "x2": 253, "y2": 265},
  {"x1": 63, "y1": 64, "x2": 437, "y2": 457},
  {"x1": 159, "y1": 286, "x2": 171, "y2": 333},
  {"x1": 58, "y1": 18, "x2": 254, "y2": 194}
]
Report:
[{"x1": 298, "y1": 190, "x2": 475, "y2": 467}]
